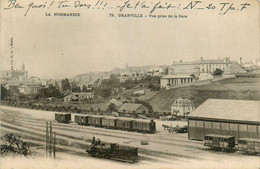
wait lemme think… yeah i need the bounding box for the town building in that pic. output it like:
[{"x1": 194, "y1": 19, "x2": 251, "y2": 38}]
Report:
[
  {"x1": 5, "y1": 80, "x2": 42, "y2": 94},
  {"x1": 160, "y1": 75, "x2": 194, "y2": 88},
  {"x1": 169, "y1": 57, "x2": 231, "y2": 77},
  {"x1": 187, "y1": 99, "x2": 260, "y2": 142},
  {"x1": 18, "y1": 80, "x2": 42, "y2": 94},
  {"x1": 171, "y1": 98, "x2": 195, "y2": 117},
  {"x1": 118, "y1": 103, "x2": 149, "y2": 114},
  {"x1": 64, "y1": 92, "x2": 94, "y2": 102},
  {"x1": 1, "y1": 63, "x2": 28, "y2": 81}
]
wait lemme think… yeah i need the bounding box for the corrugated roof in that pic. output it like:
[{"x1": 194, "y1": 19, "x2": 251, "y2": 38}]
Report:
[
  {"x1": 188, "y1": 99, "x2": 260, "y2": 123},
  {"x1": 118, "y1": 103, "x2": 145, "y2": 111}
]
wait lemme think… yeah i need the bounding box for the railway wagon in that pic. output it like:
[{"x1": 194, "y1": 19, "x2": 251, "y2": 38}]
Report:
[
  {"x1": 204, "y1": 134, "x2": 236, "y2": 151},
  {"x1": 238, "y1": 138, "x2": 260, "y2": 155},
  {"x1": 132, "y1": 119, "x2": 156, "y2": 133},
  {"x1": 88, "y1": 115, "x2": 103, "y2": 127},
  {"x1": 102, "y1": 117, "x2": 117, "y2": 129},
  {"x1": 116, "y1": 118, "x2": 133, "y2": 131},
  {"x1": 55, "y1": 113, "x2": 71, "y2": 123},
  {"x1": 74, "y1": 115, "x2": 89, "y2": 125}
]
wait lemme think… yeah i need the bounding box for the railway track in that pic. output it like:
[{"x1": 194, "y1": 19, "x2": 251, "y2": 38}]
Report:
[{"x1": 1, "y1": 112, "x2": 204, "y2": 163}]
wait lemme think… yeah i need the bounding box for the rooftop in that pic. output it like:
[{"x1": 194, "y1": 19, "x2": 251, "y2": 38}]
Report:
[
  {"x1": 161, "y1": 75, "x2": 193, "y2": 79},
  {"x1": 172, "y1": 58, "x2": 231, "y2": 66},
  {"x1": 172, "y1": 98, "x2": 194, "y2": 106},
  {"x1": 188, "y1": 99, "x2": 260, "y2": 123},
  {"x1": 118, "y1": 103, "x2": 146, "y2": 112}
]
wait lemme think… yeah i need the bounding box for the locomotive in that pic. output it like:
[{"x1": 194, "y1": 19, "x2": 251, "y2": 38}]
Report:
[{"x1": 86, "y1": 137, "x2": 138, "y2": 163}]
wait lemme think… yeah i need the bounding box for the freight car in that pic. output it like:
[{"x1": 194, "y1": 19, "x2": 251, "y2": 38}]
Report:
[
  {"x1": 54, "y1": 113, "x2": 156, "y2": 133},
  {"x1": 74, "y1": 115, "x2": 89, "y2": 125},
  {"x1": 238, "y1": 138, "x2": 260, "y2": 155},
  {"x1": 88, "y1": 115, "x2": 103, "y2": 127},
  {"x1": 132, "y1": 119, "x2": 156, "y2": 133},
  {"x1": 102, "y1": 117, "x2": 117, "y2": 129},
  {"x1": 116, "y1": 117, "x2": 133, "y2": 131},
  {"x1": 55, "y1": 113, "x2": 71, "y2": 123},
  {"x1": 86, "y1": 137, "x2": 138, "y2": 163},
  {"x1": 204, "y1": 134, "x2": 236, "y2": 151}
]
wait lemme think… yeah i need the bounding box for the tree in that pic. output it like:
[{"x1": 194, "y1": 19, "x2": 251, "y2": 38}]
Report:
[
  {"x1": 61, "y1": 78, "x2": 71, "y2": 91},
  {"x1": 1, "y1": 85, "x2": 8, "y2": 100},
  {"x1": 71, "y1": 81, "x2": 81, "y2": 92},
  {"x1": 213, "y1": 68, "x2": 224, "y2": 75},
  {"x1": 39, "y1": 85, "x2": 61, "y2": 98},
  {"x1": 164, "y1": 68, "x2": 169, "y2": 75},
  {"x1": 82, "y1": 85, "x2": 88, "y2": 92},
  {"x1": 108, "y1": 103, "x2": 117, "y2": 113}
]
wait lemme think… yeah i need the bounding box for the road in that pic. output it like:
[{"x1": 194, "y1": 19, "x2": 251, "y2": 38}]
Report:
[{"x1": 0, "y1": 106, "x2": 259, "y2": 169}]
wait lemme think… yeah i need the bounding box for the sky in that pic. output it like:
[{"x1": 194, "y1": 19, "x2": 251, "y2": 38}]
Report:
[{"x1": 1, "y1": 0, "x2": 259, "y2": 78}]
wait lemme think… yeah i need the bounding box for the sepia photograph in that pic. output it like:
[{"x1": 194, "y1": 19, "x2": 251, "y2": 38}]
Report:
[{"x1": 0, "y1": 0, "x2": 260, "y2": 168}]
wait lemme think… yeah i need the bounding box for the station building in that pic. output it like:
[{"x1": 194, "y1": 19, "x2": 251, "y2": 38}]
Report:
[
  {"x1": 187, "y1": 99, "x2": 260, "y2": 141},
  {"x1": 160, "y1": 75, "x2": 194, "y2": 88}
]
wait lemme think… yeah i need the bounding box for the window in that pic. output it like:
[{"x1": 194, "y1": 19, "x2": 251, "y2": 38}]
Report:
[
  {"x1": 239, "y1": 124, "x2": 247, "y2": 132},
  {"x1": 230, "y1": 123, "x2": 238, "y2": 131},
  {"x1": 247, "y1": 125, "x2": 256, "y2": 132},
  {"x1": 196, "y1": 121, "x2": 204, "y2": 128},
  {"x1": 205, "y1": 122, "x2": 212, "y2": 128},
  {"x1": 221, "y1": 123, "x2": 229, "y2": 130},
  {"x1": 189, "y1": 120, "x2": 196, "y2": 127},
  {"x1": 212, "y1": 122, "x2": 220, "y2": 129}
]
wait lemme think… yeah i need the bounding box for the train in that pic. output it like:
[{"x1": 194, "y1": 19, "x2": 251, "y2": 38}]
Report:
[
  {"x1": 86, "y1": 137, "x2": 138, "y2": 163},
  {"x1": 55, "y1": 113, "x2": 156, "y2": 133},
  {"x1": 204, "y1": 134, "x2": 260, "y2": 155}
]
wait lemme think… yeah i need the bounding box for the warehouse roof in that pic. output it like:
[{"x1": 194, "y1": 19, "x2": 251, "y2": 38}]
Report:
[
  {"x1": 118, "y1": 103, "x2": 147, "y2": 112},
  {"x1": 188, "y1": 99, "x2": 260, "y2": 123}
]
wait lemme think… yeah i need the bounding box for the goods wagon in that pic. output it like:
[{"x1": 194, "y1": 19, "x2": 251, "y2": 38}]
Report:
[
  {"x1": 102, "y1": 117, "x2": 117, "y2": 129},
  {"x1": 88, "y1": 115, "x2": 103, "y2": 127},
  {"x1": 132, "y1": 119, "x2": 156, "y2": 133},
  {"x1": 204, "y1": 134, "x2": 235, "y2": 151},
  {"x1": 74, "y1": 115, "x2": 89, "y2": 125},
  {"x1": 116, "y1": 118, "x2": 133, "y2": 131},
  {"x1": 86, "y1": 137, "x2": 138, "y2": 163},
  {"x1": 55, "y1": 113, "x2": 71, "y2": 123},
  {"x1": 238, "y1": 138, "x2": 260, "y2": 155}
]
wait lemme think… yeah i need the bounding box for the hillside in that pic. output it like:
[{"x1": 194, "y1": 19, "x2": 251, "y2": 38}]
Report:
[{"x1": 147, "y1": 77, "x2": 260, "y2": 112}]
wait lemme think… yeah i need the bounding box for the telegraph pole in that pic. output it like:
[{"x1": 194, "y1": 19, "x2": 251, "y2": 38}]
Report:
[
  {"x1": 46, "y1": 121, "x2": 56, "y2": 159},
  {"x1": 49, "y1": 122, "x2": 52, "y2": 157},
  {"x1": 53, "y1": 132, "x2": 56, "y2": 159},
  {"x1": 46, "y1": 122, "x2": 49, "y2": 157}
]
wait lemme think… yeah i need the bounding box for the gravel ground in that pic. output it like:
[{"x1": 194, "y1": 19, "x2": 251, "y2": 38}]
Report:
[{"x1": 1, "y1": 106, "x2": 259, "y2": 169}]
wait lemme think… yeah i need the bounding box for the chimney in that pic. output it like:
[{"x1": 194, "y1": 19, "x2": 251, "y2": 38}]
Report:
[
  {"x1": 200, "y1": 57, "x2": 203, "y2": 61},
  {"x1": 240, "y1": 57, "x2": 242, "y2": 66},
  {"x1": 180, "y1": 60, "x2": 182, "y2": 62}
]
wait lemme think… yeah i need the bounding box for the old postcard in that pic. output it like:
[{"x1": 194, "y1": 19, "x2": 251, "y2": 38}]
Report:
[{"x1": 0, "y1": 0, "x2": 259, "y2": 168}]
